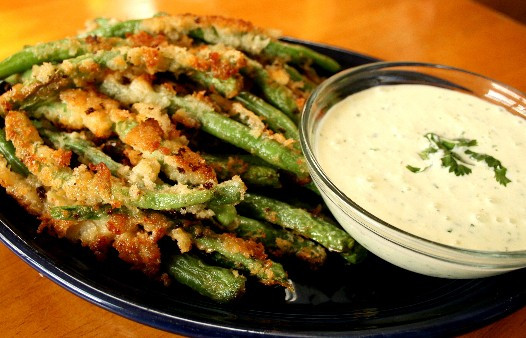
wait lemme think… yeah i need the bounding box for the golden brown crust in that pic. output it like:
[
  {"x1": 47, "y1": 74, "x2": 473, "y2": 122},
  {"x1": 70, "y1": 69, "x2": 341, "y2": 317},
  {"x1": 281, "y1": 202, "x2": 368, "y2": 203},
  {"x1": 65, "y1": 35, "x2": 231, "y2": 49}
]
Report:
[
  {"x1": 5, "y1": 110, "x2": 72, "y2": 170},
  {"x1": 123, "y1": 118, "x2": 163, "y2": 152},
  {"x1": 0, "y1": 156, "x2": 44, "y2": 215},
  {"x1": 126, "y1": 31, "x2": 168, "y2": 48},
  {"x1": 6, "y1": 111, "x2": 117, "y2": 206},
  {"x1": 113, "y1": 231, "x2": 161, "y2": 276},
  {"x1": 59, "y1": 88, "x2": 120, "y2": 138},
  {"x1": 169, "y1": 144, "x2": 217, "y2": 183}
]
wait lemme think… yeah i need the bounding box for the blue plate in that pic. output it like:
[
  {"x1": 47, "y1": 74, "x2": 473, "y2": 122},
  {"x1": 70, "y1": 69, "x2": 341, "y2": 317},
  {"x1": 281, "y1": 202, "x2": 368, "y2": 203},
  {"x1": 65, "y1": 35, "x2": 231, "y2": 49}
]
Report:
[{"x1": 1, "y1": 39, "x2": 525, "y2": 337}]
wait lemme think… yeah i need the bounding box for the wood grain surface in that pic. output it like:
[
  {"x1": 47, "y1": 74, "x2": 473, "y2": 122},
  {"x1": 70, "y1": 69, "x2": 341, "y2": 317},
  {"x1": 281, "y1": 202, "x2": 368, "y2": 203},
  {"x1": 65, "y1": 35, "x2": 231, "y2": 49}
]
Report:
[{"x1": 0, "y1": 1, "x2": 525, "y2": 336}]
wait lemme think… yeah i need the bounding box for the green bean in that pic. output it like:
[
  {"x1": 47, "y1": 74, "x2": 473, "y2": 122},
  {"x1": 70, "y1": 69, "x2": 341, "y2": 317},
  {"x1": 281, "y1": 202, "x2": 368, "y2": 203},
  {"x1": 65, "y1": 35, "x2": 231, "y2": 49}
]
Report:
[
  {"x1": 189, "y1": 225, "x2": 291, "y2": 288},
  {"x1": 240, "y1": 193, "x2": 355, "y2": 252},
  {"x1": 49, "y1": 204, "x2": 117, "y2": 220},
  {"x1": 49, "y1": 177, "x2": 244, "y2": 218},
  {"x1": 48, "y1": 192, "x2": 211, "y2": 215},
  {"x1": 208, "y1": 177, "x2": 246, "y2": 206},
  {"x1": 167, "y1": 253, "x2": 246, "y2": 303},
  {"x1": 0, "y1": 74, "x2": 71, "y2": 117},
  {"x1": 0, "y1": 129, "x2": 29, "y2": 176},
  {"x1": 133, "y1": 179, "x2": 244, "y2": 210},
  {"x1": 41, "y1": 129, "x2": 124, "y2": 176},
  {"x1": 188, "y1": 71, "x2": 242, "y2": 99},
  {"x1": 75, "y1": 47, "x2": 242, "y2": 83},
  {"x1": 0, "y1": 38, "x2": 89, "y2": 79},
  {"x1": 340, "y1": 242, "x2": 368, "y2": 264},
  {"x1": 203, "y1": 153, "x2": 281, "y2": 188},
  {"x1": 284, "y1": 64, "x2": 316, "y2": 92},
  {"x1": 209, "y1": 204, "x2": 238, "y2": 227},
  {"x1": 240, "y1": 165, "x2": 281, "y2": 187},
  {"x1": 235, "y1": 91, "x2": 299, "y2": 141},
  {"x1": 135, "y1": 189, "x2": 214, "y2": 210},
  {"x1": 79, "y1": 19, "x2": 141, "y2": 38},
  {"x1": 263, "y1": 40, "x2": 341, "y2": 73},
  {"x1": 234, "y1": 216, "x2": 327, "y2": 266},
  {"x1": 208, "y1": 251, "x2": 290, "y2": 288},
  {"x1": 243, "y1": 59, "x2": 298, "y2": 119}
]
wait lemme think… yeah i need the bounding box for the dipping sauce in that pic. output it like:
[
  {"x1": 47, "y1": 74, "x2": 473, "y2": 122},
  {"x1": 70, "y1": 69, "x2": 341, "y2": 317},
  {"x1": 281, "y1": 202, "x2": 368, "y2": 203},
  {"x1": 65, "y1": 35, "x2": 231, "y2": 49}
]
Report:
[{"x1": 316, "y1": 84, "x2": 526, "y2": 251}]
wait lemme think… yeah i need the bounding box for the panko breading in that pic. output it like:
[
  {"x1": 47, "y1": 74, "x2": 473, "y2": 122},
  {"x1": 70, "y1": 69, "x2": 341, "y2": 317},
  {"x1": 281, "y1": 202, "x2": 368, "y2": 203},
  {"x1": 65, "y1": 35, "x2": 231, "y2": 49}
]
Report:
[{"x1": 0, "y1": 13, "x2": 350, "y2": 301}]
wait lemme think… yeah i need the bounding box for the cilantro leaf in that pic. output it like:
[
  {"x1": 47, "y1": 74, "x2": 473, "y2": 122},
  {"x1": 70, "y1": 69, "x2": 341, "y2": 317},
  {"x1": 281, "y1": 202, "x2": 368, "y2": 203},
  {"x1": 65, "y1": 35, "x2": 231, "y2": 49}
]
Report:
[
  {"x1": 418, "y1": 146, "x2": 437, "y2": 160},
  {"x1": 457, "y1": 138, "x2": 478, "y2": 147},
  {"x1": 441, "y1": 153, "x2": 472, "y2": 176},
  {"x1": 407, "y1": 133, "x2": 510, "y2": 187},
  {"x1": 406, "y1": 165, "x2": 429, "y2": 173},
  {"x1": 465, "y1": 149, "x2": 512, "y2": 186},
  {"x1": 406, "y1": 165, "x2": 421, "y2": 173},
  {"x1": 495, "y1": 167, "x2": 512, "y2": 186}
]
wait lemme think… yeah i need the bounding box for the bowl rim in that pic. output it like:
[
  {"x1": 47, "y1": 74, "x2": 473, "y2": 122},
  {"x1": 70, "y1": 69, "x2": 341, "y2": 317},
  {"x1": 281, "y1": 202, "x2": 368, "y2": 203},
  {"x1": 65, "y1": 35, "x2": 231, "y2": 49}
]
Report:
[{"x1": 299, "y1": 61, "x2": 526, "y2": 265}]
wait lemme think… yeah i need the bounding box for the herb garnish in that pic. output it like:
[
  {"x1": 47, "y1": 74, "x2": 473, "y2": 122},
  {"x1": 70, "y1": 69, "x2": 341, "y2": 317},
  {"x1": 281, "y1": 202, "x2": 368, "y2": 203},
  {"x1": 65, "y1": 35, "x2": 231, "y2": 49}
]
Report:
[{"x1": 407, "y1": 133, "x2": 512, "y2": 186}]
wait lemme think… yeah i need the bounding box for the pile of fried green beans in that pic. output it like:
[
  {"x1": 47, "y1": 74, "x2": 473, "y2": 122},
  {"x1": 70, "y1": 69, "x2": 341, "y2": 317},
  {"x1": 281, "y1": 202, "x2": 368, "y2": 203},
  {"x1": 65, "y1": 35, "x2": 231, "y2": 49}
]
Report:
[{"x1": 0, "y1": 14, "x2": 365, "y2": 302}]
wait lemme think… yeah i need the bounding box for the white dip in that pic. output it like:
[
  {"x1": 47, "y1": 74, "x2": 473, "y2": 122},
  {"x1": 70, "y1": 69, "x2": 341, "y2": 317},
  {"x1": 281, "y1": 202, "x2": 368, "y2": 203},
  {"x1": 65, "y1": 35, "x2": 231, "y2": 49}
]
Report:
[{"x1": 316, "y1": 84, "x2": 526, "y2": 251}]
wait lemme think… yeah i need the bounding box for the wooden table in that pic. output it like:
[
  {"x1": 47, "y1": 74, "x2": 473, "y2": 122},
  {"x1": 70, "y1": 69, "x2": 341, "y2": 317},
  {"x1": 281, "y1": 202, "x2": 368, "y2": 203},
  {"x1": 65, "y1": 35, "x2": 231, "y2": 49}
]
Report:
[{"x1": 0, "y1": 0, "x2": 525, "y2": 336}]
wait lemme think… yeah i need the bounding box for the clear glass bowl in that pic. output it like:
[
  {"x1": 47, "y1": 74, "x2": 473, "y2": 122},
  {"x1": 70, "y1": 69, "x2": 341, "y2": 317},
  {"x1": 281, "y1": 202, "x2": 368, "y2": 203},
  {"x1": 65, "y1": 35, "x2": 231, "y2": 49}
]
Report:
[{"x1": 300, "y1": 62, "x2": 526, "y2": 278}]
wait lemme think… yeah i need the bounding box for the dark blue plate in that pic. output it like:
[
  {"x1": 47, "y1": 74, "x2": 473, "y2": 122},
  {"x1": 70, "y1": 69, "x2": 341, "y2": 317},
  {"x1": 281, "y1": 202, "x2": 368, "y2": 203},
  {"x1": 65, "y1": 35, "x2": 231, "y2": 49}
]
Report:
[{"x1": 1, "y1": 39, "x2": 525, "y2": 337}]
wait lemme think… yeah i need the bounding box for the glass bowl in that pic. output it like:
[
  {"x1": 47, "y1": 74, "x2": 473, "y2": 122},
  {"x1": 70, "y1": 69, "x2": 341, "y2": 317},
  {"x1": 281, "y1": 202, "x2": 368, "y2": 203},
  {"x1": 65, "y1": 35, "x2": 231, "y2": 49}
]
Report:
[{"x1": 300, "y1": 61, "x2": 526, "y2": 278}]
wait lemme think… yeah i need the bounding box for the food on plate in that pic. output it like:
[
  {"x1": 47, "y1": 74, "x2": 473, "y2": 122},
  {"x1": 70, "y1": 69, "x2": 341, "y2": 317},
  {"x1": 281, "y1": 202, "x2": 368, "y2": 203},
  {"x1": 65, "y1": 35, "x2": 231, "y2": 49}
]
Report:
[
  {"x1": 316, "y1": 84, "x2": 526, "y2": 251},
  {"x1": 0, "y1": 13, "x2": 363, "y2": 302}
]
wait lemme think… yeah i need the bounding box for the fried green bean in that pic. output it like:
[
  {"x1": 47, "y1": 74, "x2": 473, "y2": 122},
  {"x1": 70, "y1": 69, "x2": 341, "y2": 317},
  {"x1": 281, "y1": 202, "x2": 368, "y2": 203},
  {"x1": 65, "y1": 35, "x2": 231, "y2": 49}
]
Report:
[
  {"x1": 203, "y1": 153, "x2": 281, "y2": 188},
  {"x1": 47, "y1": 180, "x2": 243, "y2": 216},
  {"x1": 187, "y1": 102, "x2": 308, "y2": 178},
  {"x1": 41, "y1": 129, "x2": 124, "y2": 176},
  {"x1": 208, "y1": 177, "x2": 246, "y2": 206},
  {"x1": 188, "y1": 224, "x2": 291, "y2": 288},
  {"x1": 233, "y1": 216, "x2": 327, "y2": 267},
  {"x1": 112, "y1": 118, "x2": 217, "y2": 186},
  {"x1": 209, "y1": 204, "x2": 238, "y2": 227},
  {"x1": 0, "y1": 129, "x2": 29, "y2": 176},
  {"x1": 49, "y1": 204, "x2": 117, "y2": 220},
  {"x1": 188, "y1": 71, "x2": 242, "y2": 99},
  {"x1": 74, "y1": 46, "x2": 244, "y2": 89},
  {"x1": 167, "y1": 253, "x2": 246, "y2": 303},
  {"x1": 243, "y1": 58, "x2": 298, "y2": 119},
  {"x1": 235, "y1": 91, "x2": 299, "y2": 141},
  {"x1": 0, "y1": 38, "x2": 90, "y2": 79},
  {"x1": 284, "y1": 64, "x2": 316, "y2": 92},
  {"x1": 239, "y1": 193, "x2": 355, "y2": 253},
  {"x1": 340, "y1": 242, "x2": 368, "y2": 264},
  {"x1": 79, "y1": 19, "x2": 141, "y2": 38},
  {"x1": 262, "y1": 40, "x2": 341, "y2": 73},
  {"x1": 135, "y1": 189, "x2": 214, "y2": 210}
]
